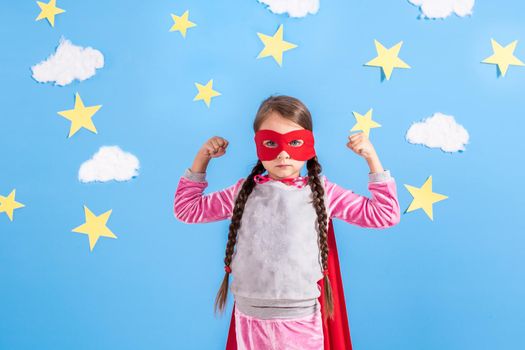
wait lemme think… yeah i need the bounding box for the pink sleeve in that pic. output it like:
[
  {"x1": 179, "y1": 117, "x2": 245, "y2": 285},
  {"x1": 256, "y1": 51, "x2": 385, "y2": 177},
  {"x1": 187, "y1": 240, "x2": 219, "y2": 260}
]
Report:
[
  {"x1": 174, "y1": 176, "x2": 245, "y2": 224},
  {"x1": 324, "y1": 176, "x2": 401, "y2": 228}
]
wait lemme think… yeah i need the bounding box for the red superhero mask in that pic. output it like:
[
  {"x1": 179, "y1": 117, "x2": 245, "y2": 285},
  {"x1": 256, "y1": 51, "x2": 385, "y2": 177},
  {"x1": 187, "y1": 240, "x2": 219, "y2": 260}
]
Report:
[{"x1": 254, "y1": 129, "x2": 316, "y2": 161}]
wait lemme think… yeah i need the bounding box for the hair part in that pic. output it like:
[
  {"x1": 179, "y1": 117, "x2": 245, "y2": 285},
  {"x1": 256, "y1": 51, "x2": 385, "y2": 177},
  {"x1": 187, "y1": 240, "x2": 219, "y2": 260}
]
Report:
[{"x1": 253, "y1": 95, "x2": 313, "y2": 132}]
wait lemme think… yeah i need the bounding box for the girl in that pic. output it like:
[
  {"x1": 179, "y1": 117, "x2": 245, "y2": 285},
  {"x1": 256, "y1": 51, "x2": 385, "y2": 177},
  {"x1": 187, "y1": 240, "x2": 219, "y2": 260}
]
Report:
[{"x1": 173, "y1": 95, "x2": 401, "y2": 350}]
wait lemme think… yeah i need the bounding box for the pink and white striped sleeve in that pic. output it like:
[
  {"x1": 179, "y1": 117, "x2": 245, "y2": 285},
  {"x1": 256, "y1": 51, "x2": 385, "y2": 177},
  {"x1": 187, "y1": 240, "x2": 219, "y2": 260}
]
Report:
[
  {"x1": 324, "y1": 170, "x2": 401, "y2": 228},
  {"x1": 173, "y1": 168, "x2": 245, "y2": 224}
]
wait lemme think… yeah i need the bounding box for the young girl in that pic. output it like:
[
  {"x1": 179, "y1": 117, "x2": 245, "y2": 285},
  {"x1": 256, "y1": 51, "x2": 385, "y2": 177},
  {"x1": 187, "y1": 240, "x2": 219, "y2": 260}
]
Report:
[{"x1": 173, "y1": 95, "x2": 401, "y2": 350}]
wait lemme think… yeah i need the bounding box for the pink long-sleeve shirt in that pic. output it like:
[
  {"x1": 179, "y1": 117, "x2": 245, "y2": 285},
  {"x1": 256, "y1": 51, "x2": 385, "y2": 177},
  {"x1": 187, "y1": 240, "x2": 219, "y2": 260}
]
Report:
[{"x1": 174, "y1": 168, "x2": 401, "y2": 228}]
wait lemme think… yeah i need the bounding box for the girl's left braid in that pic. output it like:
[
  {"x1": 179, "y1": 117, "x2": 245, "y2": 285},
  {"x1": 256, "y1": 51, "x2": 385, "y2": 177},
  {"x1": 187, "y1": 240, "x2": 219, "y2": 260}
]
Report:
[{"x1": 307, "y1": 156, "x2": 334, "y2": 320}]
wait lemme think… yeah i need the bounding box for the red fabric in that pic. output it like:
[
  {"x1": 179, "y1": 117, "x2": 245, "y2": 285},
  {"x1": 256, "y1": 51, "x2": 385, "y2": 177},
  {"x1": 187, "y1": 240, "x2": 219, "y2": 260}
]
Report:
[
  {"x1": 225, "y1": 218, "x2": 352, "y2": 350},
  {"x1": 254, "y1": 129, "x2": 316, "y2": 161}
]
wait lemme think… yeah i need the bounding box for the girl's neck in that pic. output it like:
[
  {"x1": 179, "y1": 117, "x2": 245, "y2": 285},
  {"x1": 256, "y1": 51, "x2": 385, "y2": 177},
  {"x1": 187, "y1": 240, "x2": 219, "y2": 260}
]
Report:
[{"x1": 267, "y1": 171, "x2": 302, "y2": 181}]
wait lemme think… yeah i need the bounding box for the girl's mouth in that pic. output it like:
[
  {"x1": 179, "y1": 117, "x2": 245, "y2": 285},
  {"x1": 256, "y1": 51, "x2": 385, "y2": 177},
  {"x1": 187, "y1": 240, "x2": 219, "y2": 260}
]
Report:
[{"x1": 276, "y1": 165, "x2": 291, "y2": 168}]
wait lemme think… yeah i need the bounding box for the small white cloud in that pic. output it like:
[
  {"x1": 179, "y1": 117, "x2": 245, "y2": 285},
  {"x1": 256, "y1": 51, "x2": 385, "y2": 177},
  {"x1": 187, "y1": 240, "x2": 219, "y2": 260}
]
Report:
[
  {"x1": 79, "y1": 146, "x2": 139, "y2": 183},
  {"x1": 405, "y1": 113, "x2": 469, "y2": 153},
  {"x1": 408, "y1": 0, "x2": 474, "y2": 19},
  {"x1": 258, "y1": 0, "x2": 319, "y2": 18},
  {"x1": 31, "y1": 37, "x2": 104, "y2": 86}
]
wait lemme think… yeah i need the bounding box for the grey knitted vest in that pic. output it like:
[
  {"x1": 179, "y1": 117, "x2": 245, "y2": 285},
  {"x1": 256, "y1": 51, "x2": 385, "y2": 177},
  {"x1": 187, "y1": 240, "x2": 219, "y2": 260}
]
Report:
[{"x1": 229, "y1": 177, "x2": 327, "y2": 301}]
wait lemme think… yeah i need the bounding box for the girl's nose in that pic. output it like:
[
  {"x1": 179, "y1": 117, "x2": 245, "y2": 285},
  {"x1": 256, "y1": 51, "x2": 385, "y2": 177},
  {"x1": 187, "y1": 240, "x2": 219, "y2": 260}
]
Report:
[{"x1": 277, "y1": 150, "x2": 290, "y2": 159}]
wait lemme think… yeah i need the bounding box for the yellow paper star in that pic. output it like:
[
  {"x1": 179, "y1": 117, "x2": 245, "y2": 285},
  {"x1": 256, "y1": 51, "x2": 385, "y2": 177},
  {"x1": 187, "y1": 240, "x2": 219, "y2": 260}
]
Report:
[
  {"x1": 257, "y1": 24, "x2": 298, "y2": 66},
  {"x1": 482, "y1": 39, "x2": 525, "y2": 77},
  {"x1": 365, "y1": 40, "x2": 411, "y2": 80},
  {"x1": 72, "y1": 206, "x2": 117, "y2": 252},
  {"x1": 169, "y1": 10, "x2": 196, "y2": 38},
  {"x1": 350, "y1": 109, "x2": 382, "y2": 137},
  {"x1": 193, "y1": 79, "x2": 221, "y2": 107},
  {"x1": 404, "y1": 176, "x2": 448, "y2": 221},
  {"x1": 0, "y1": 190, "x2": 25, "y2": 222},
  {"x1": 35, "y1": 0, "x2": 65, "y2": 27},
  {"x1": 57, "y1": 93, "x2": 102, "y2": 138}
]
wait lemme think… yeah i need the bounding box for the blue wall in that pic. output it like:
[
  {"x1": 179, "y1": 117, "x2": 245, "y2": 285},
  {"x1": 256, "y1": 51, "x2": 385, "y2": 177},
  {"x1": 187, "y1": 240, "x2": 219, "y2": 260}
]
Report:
[{"x1": 1, "y1": 0, "x2": 524, "y2": 349}]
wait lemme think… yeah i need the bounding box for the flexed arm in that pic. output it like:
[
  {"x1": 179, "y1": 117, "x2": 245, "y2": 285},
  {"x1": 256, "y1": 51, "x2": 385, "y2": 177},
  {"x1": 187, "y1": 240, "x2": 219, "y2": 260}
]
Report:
[
  {"x1": 326, "y1": 131, "x2": 401, "y2": 228},
  {"x1": 173, "y1": 135, "x2": 244, "y2": 223}
]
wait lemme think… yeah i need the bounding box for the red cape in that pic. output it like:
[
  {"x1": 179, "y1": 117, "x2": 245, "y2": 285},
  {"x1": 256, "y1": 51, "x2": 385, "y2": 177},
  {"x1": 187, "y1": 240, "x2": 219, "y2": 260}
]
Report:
[{"x1": 225, "y1": 218, "x2": 353, "y2": 349}]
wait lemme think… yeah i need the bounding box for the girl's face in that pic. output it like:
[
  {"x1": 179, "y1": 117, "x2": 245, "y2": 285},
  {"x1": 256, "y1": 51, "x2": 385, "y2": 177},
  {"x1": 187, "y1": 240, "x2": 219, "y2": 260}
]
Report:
[{"x1": 258, "y1": 112, "x2": 307, "y2": 180}]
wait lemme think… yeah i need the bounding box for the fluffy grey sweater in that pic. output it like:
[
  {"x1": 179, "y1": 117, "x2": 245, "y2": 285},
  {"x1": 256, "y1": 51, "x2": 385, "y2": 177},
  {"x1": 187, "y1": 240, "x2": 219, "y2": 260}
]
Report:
[{"x1": 229, "y1": 179, "x2": 326, "y2": 318}]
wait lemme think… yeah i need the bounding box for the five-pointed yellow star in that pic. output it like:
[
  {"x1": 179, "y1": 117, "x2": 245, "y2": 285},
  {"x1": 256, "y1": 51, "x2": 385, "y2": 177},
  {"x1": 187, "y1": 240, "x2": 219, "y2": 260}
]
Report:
[
  {"x1": 0, "y1": 190, "x2": 25, "y2": 222},
  {"x1": 57, "y1": 93, "x2": 102, "y2": 138},
  {"x1": 482, "y1": 39, "x2": 525, "y2": 77},
  {"x1": 193, "y1": 79, "x2": 221, "y2": 107},
  {"x1": 365, "y1": 40, "x2": 411, "y2": 80},
  {"x1": 169, "y1": 10, "x2": 196, "y2": 38},
  {"x1": 35, "y1": 0, "x2": 65, "y2": 27},
  {"x1": 350, "y1": 109, "x2": 382, "y2": 137},
  {"x1": 72, "y1": 206, "x2": 117, "y2": 252},
  {"x1": 404, "y1": 176, "x2": 448, "y2": 221},
  {"x1": 257, "y1": 24, "x2": 298, "y2": 66}
]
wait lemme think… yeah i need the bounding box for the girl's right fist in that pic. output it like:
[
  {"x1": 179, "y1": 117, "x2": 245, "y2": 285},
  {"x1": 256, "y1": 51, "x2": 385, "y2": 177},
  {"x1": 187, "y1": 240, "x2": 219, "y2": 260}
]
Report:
[{"x1": 199, "y1": 136, "x2": 229, "y2": 159}]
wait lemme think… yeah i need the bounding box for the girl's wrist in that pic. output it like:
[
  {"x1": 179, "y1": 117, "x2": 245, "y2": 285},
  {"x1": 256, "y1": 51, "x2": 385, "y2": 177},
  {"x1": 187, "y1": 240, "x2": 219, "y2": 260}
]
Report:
[
  {"x1": 191, "y1": 154, "x2": 211, "y2": 173},
  {"x1": 364, "y1": 150, "x2": 378, "y2": 163},
  {"x1": 366, "y1": 153, "x2": 384, "y2": 173}
]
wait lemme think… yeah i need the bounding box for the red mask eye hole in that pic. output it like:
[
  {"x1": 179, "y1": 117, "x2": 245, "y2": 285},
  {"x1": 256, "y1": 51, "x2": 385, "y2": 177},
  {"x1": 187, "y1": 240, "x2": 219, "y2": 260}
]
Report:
[
  {"x1": 263, "y1": 140, "x2": 278, "y2": 148},
  {"x1": 289, "y1": 140, "x2": 304, "y2": 147}
]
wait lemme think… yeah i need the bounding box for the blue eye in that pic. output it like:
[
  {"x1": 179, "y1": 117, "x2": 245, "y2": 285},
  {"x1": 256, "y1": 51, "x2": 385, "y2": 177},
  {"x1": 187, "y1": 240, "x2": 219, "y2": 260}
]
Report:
[{"x1": 263, "y1": 140, "x2": 303, "y2": 147}]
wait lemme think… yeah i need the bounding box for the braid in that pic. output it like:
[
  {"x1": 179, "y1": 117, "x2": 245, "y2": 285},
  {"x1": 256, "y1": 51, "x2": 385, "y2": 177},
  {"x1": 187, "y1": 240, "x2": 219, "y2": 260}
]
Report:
[
  {"x1": 214, "y1": 160, "x2": 266, "y2": 316},
  {"x1": 307, "y1": 156, "x2": 334, "y2": 320}
]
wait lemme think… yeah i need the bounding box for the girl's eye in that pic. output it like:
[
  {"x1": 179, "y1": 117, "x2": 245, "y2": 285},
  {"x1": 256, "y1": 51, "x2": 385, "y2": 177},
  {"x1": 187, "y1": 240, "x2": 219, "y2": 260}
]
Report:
[{"x1": 263, "y1": 140, "x2": 303, "y2": 147}]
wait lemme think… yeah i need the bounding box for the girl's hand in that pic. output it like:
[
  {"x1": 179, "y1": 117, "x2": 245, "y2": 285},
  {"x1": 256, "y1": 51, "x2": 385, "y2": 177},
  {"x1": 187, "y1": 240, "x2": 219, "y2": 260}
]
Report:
[
  {"x1": 347, "y1": 132, "x2": 377, "y2": 160},
  {"x1": 198, "y1": 136, "x2": 229, "y2": 159}
]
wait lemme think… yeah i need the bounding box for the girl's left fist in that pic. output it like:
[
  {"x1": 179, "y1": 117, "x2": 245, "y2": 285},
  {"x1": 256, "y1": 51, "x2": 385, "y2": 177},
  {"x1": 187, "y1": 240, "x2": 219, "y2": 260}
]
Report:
[{"x1": 347, "y1": 132, "x2": 377, "y2": 160}]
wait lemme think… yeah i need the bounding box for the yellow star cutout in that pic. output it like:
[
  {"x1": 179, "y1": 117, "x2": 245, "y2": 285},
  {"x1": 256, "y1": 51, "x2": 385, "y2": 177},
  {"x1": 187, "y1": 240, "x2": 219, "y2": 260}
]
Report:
[
  {"x1": 35, "y1": 0, "x2": 65, "y2": 27},
  {"x1": 193, "y1": 79, "x2": 221, "y2": 107},
  {"x1": 404, "y1": 176, "x2": 448, "y2": 221},
  {"x1": 350, "y1": 109, "x2": 381, "y2": 137},
  {"x1": 257, "y1": 24, "x2": 298, "y2": 66},
  {"x1": 72, "y1": 206, "x2": 117, "y2": 252},
  {"x1": 482, "y1": 39, "x2": 525, "y2": 77},
  {"x1": 365, "y1": 40, "x2": 411, "y2": 80},
  {"x1": 0, "y1": 190, "x2": 25, "y2": 222},
  {"x1": 169, "y1": 10, "x2": 196, "y2": 38},
  {"x1": 57, "y1": 93, "x2": 102, "y2": 138}
]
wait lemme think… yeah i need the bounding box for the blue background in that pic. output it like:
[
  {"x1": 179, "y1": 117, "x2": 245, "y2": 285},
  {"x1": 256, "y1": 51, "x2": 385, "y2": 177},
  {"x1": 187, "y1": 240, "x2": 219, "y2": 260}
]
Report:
[{"x1": 1, "y1": 0, "x2": 524, "y2": 349}]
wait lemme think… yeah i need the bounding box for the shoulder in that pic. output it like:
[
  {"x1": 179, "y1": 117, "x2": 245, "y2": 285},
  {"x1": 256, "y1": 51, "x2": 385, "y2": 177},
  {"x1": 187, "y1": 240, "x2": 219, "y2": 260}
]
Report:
[
  {"x1": 232, "y1": 177, "x2": 247, "y2": 196},
  {"x1": 234, "y1": 177, "x2": 246, "y2": 188},
  {"x1": 319, "y1": 174, "x2": 331, "y2": 190},
  {"x1": 311, "y1": 174, "x2": 332, "y2": 198},
  {"x1": 320, "y1": 175, "x2": 355, "y2": 197}
]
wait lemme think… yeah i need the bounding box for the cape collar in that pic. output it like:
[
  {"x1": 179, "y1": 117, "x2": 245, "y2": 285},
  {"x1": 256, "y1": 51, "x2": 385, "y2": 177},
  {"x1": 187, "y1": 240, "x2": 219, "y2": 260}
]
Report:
[{"x1": 253, "y1": 174, "x2": 309, "y2": 189}]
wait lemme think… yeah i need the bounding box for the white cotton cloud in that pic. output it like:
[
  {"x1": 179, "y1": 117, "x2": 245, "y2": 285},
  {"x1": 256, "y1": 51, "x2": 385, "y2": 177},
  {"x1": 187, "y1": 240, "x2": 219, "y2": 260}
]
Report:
[
  {"x1": 31, "y1": 37, "x2": 104, "y2": 86},
  {"x1": 405, "y1": 113, "x2": 469, "y2": 153},
  {"x1": 79, "y1": 146, "x2": 139, "y2": 183},
  {"x1": 258, "y1": 0, "x2": 319, "y2": 18},
  {"x1": 408, "y1": 0, "x2": 474, "y2": 19}
]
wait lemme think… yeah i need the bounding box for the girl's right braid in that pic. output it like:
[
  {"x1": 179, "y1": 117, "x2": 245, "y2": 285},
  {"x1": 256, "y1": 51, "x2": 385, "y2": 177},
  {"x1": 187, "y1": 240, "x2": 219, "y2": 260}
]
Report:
[{"x1": 213, "y1": 160, "x2": 266, "y2": 315}]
